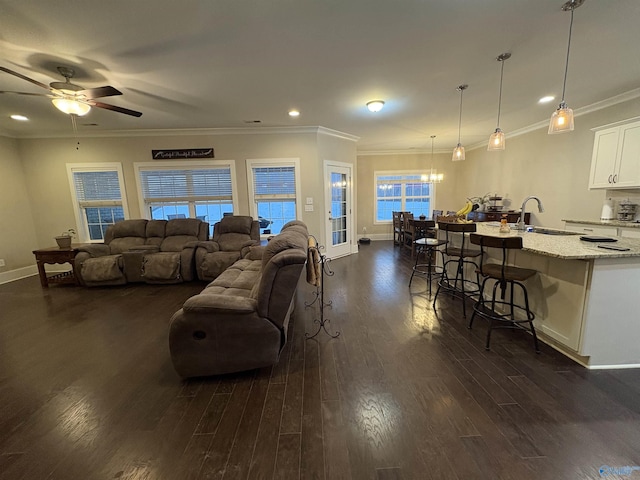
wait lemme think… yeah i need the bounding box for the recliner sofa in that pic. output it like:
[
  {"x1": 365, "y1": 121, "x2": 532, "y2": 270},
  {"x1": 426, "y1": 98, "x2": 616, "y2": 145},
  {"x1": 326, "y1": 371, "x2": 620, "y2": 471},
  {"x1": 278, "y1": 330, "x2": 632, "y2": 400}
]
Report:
[
  {"x1": 168, "y1": 220, "x2": 308, "y2": 377},
  {"x1": 75, "y1": 218, "x2": 208, "y2": 286}
]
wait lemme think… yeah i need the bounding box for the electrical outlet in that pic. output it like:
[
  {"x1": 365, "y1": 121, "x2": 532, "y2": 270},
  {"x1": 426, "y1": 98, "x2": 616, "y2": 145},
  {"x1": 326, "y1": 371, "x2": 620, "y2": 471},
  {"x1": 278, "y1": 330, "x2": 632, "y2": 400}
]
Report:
[{"x1": 0, "y1": 259, "x2": 5, "y2": 267}]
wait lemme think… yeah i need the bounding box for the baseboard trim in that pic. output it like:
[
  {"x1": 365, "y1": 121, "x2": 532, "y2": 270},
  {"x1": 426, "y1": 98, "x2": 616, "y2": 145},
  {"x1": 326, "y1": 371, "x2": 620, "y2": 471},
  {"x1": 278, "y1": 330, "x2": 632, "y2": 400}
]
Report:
[{"x1": 0, "y1": 265, "x2": 38, "y2": 285}]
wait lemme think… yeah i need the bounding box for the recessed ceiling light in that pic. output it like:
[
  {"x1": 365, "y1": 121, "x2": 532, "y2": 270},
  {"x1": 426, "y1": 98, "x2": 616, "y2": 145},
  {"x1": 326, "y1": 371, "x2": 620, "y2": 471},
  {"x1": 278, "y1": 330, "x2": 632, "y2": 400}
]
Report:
[
  {"x1": 538, "y1": 96, "x2": 555, "y2": 104},
  {"x1": 288, "y1": 110, "x2": 300, "y2": 117},
  {"x1": 10, "y1": 114, "x2": 29, "y2": 121},
  {"x1": 366, "y1": 100, "x2": 385, "y2": 113}
]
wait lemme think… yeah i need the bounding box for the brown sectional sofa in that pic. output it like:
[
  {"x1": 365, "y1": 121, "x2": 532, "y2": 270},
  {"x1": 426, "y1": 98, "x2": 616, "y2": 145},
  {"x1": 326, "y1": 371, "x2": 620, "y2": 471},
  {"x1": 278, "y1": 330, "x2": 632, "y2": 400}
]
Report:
[
  {"x1": 168, "y1": 220, "x2": 308, "y2": 377},
  {"x1": 75, "y1": 218, "x2": 209, "y2": 286}
]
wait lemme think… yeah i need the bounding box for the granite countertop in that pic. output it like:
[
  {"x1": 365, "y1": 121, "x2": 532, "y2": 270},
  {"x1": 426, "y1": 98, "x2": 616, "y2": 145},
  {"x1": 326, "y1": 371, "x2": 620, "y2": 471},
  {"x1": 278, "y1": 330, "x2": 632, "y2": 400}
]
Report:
[
  {"x1": 563, "y1": 219, "x2": 640, "y2": 228},
  {"x1": 474, "y1": 223, "x2": 640, "y2": 260}
]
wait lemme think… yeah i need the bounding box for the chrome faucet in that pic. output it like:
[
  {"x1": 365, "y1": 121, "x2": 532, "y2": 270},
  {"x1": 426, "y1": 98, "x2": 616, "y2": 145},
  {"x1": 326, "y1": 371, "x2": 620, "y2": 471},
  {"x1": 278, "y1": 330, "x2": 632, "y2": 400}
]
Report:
[{"x1": 517, "y1": 196, "x2": 544, "y2": 230}]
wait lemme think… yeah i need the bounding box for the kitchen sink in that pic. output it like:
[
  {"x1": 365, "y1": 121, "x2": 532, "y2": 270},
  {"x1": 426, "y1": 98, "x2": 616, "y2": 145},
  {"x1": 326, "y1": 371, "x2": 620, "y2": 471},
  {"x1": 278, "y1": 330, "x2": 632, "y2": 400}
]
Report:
[{"x1": 530, "y1": 227, "x2": 580, "y2": 236}]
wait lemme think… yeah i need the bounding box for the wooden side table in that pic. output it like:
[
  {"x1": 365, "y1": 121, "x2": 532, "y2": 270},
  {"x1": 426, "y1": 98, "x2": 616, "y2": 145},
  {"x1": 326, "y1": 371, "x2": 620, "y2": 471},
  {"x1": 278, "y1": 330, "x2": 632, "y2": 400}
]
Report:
[{"x1": 32, "y1": 245, "x2": 84, "y2": 288}]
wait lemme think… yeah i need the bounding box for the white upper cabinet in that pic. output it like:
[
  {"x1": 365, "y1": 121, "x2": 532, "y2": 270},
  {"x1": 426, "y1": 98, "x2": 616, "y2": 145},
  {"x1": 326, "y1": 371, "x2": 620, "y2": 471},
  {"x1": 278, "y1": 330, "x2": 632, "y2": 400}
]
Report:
[{"x1": 589, "y1": 121, "x2": 640, "y2": 189}]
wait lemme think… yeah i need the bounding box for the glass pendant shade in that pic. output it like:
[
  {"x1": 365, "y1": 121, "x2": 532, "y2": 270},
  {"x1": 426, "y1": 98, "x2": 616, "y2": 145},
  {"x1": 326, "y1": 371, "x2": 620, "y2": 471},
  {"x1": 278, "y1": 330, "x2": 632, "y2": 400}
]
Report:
[
  {"x1": 452, "y1": 144, "x2": 465, "y2": 161},
  {"x1": 548, "y1": 102, "x2": 574, "y2": 134},
  {"x1": 548, "y1": 0, "x2": 583, "y2": 135},
  {"x1": 427, "y1": 135, "x2": 443, "y2": 183},
  {"x1": 52, "y1": 98, "x2": 91, "y2": 116},
  {"x1": 487, "y1": 128, "x2": 505, "y2": 150}
]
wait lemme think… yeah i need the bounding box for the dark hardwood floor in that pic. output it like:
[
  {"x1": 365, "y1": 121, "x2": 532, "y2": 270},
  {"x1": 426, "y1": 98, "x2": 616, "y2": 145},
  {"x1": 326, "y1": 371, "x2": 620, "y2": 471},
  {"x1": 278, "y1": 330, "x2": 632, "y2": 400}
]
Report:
[{"x1": 2, "y1": 241, "x2": 640, "y2": 479}]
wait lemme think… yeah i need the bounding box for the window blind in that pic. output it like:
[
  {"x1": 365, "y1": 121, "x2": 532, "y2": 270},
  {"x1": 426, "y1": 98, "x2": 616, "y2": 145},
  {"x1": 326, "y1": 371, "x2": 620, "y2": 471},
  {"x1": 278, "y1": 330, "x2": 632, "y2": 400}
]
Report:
[
  {"x1": 253, "y1": 166, "x2": 296, "y2": 198},
  {"x1": 139, "y1": 167, "x2": 232, "y2": 202},
  {"x1": 73, "y1": 171, "x2": 122, "y2": 207}
]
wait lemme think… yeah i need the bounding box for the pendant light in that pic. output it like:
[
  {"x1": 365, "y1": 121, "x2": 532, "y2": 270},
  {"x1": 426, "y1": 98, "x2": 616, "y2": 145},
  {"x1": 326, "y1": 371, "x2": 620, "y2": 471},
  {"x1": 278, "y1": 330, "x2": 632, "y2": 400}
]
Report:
[
  {"x1": 488, "y1": 53, "x2": 511, "y2": 151},
  {"x1": 549, "y1": 0, "x2": 585, "y2": 134},
  {"x1": 427, "y1": 135, "x2": 443, "y2": 183},
  {"x1": 452, "y1": 84, "x2": 468, "y2": 161}
]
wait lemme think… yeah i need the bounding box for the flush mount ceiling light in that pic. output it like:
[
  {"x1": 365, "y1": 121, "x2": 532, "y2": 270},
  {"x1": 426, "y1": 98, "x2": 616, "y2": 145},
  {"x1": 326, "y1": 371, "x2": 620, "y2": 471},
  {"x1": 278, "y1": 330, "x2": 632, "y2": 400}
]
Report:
[
  {"x1": 10, "y1": 114, "x2": 28, "y2": 121},
  {"x1": 549, "y1": 0, "x2": 585, "y2": 134},
  {"x1": 539, "y1": 95, "x2": 555, "y2": 104},
  {"x1": 366, "y1": 100, "x2": 385, "y2": 112},
  {"x1": 488, "y1": 53, "x2": 511, "y2": 151},
  {"x1": 288, "y1": 109, "x2": 300, "y2": 117},
  {"x1": 452, "y1": 84, "x2": 468, "y2": 161},
  {"x1": 428, "y1": 135, "x2": 444, "y2": 183}
]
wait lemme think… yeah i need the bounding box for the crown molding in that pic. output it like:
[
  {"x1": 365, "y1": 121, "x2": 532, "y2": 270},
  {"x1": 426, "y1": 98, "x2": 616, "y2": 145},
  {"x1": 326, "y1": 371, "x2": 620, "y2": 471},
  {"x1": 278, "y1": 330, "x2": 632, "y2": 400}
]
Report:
[
  {"x1": 10, "y1": 125, "x2": 358, "y2": 140},
  {"x1": 357, "y1": 148, "x2": 451, "y2": 156}
]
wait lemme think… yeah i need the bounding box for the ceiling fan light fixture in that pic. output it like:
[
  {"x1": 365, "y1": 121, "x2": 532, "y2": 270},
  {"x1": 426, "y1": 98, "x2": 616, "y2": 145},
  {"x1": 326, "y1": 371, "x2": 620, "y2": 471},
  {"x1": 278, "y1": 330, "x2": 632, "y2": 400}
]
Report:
[
  {"x1": 52, "y1": 97, "x2": 91, "y2": 116},
  {"x1": 366, "y1": 100, "x2": 385, "y2": 113},
  {"x1": 549, "y1": 0, "x2": 584, "y2": 134}
]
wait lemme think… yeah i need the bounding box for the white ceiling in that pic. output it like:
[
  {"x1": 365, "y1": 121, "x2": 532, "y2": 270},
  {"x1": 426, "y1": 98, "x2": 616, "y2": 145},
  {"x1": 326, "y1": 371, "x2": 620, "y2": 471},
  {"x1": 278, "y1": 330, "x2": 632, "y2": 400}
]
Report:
[{"x1": 1, "y1": 0, "x2": 639, "y2": 152}]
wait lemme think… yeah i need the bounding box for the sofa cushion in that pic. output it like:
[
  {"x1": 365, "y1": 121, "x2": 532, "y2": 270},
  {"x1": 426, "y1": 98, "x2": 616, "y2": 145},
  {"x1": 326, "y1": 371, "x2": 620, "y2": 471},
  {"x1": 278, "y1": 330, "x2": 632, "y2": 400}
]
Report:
[
  {"x1": 82, "y1": 255, "x2": 124, "y2": 282},
  {"x1": 161, "y1": 235, "x2": 199, "y2": 252},
  {"x1": 166, "y1": 218, "x2": 201, "y2": 237},
  {"x1": 146, "y1": 220, "x2": 167, "y2": 242},
  {"x1": 142, "y1": 252, "x2": 181, "y2": 281},
  {"x1": 217, "y1": 216, "x2": 253, "y2": 235},
  {"x1": 110, "y1": 219, "x2": 148, "y2": 239},
  {"x1": 261, "y1": 229, "x2": 307, "y2": 271},
  {"x1": 217, "y1": 233, "x2": 254, "y2": 252},
  {"x1": 109, "y1": 237, "x2": 146, "y2": 254},
  {"x1": 200, "y1": 251, "x2": 241, "y2": 279}
]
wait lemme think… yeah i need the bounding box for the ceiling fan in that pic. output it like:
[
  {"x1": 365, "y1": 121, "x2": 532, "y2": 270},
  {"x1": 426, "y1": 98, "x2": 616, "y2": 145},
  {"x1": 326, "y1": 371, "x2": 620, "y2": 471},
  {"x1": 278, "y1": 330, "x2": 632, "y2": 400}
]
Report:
[{"x1": 0, "y1": 65, "x2": 142, "y2": 117}]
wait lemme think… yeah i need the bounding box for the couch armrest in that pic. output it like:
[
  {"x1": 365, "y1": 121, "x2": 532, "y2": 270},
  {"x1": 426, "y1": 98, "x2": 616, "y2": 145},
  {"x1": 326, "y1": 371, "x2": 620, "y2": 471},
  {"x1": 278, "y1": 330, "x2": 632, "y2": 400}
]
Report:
[
  {"x1": 183, "y1": 294, "x2": 256, "y2": 314},
  {"x1": 196, "y1": 241, "x2": 220, "y2": 253},
  {"x1": 243, "y1": 245, "x2": 266, "y2": 260},
  {"x1": 76, "y1": 244, "x2": 110, "y2": 257}
]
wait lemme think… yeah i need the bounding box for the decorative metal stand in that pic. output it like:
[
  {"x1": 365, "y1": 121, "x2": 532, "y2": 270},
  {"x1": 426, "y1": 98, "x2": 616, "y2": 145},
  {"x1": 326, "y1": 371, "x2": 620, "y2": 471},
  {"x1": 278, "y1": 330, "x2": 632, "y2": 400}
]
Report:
[{"x1": 305, "y1": 238, "x2": 339, "y2": 339}]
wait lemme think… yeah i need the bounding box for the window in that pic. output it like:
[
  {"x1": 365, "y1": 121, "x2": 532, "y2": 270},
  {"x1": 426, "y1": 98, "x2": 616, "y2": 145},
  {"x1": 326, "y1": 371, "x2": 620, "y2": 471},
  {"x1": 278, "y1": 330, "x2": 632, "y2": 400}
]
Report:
[
  {"x1": 134, "y1": 161, "x2": 237, "y2": 234},
  {"x1": 247, "y1": 159, "x2": 301, "y2": 236},
  {"x1": 67, "y1": 163, "x2": 128, "y2": 242},
  {"x1": 375, "y1": 172, "x2": 434, "y2": 222}
]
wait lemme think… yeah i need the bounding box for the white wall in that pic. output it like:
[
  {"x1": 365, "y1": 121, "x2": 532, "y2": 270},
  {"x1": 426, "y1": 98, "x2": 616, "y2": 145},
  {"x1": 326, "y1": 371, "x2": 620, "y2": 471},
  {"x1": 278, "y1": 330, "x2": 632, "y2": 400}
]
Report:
[{"x1": 0, "y1": 136, "x2": 38, "y2": 274}]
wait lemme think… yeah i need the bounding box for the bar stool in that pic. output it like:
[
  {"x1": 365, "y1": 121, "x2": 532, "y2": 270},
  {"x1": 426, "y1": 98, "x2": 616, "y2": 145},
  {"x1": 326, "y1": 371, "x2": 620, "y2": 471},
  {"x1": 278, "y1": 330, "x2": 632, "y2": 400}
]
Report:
[
  {"x1": 432, "y1": 221, "x2": 481, "y2": 317},
  {"x1": 409, "y1": 235, "x2": 447, "y2": 296},
  {"x1": 468, "y1": 233, "x2": 540, "y2": 353}
]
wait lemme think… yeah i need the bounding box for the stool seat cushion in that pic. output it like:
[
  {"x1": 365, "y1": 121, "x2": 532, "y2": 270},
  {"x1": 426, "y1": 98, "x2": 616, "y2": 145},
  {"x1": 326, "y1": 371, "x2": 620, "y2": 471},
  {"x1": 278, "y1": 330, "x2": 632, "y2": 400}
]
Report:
[{"x1": 479, "y1": 263, "x2": 536, "y2": 282}]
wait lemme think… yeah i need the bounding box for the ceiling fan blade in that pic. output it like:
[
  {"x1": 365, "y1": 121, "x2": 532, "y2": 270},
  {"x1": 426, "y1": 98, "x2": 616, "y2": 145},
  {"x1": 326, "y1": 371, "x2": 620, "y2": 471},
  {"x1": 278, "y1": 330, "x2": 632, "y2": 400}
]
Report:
[
  {"x1": 79, "y1": 85, "x2": 122, "y2": 99},
  {"x1": 89, "y1": 100, "x2": 142, "y2": 117},
  {"x1": 0, "y1": 90, "x2": 53, "y2": 97},
  {"x1": 0, "y1": 66, "x2": 51, "y2": 91}
]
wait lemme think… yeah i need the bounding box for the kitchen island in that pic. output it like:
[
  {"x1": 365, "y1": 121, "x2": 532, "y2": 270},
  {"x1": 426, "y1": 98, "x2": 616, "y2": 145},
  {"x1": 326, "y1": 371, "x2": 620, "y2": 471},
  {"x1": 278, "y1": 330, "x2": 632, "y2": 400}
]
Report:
[{"x1": 453, "y1": 223, "x2": 640, "y2": 369}]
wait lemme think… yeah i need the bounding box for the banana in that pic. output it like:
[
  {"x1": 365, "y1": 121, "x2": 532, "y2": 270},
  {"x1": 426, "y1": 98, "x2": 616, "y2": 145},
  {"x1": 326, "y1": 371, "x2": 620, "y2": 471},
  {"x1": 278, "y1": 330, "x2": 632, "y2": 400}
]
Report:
[{"x1": 456, "y1": 200, "x2": 473, "y2": 216}]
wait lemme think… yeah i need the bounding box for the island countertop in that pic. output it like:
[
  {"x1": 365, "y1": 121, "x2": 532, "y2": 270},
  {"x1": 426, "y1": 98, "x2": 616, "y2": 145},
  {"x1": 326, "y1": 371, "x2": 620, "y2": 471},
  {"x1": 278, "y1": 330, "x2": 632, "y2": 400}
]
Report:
[
  {"x1": 562, "y1": 218, "x2": 640, "y2": 228},
  {"x1": 474, "y1": 223, "x2": 640, "y2": 260}
]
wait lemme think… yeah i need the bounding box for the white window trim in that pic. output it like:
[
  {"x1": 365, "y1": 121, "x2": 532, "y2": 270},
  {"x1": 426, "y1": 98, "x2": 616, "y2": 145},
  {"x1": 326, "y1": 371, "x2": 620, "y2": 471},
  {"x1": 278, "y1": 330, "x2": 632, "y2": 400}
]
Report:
[
  {"x1": 66, "y1": 162, "x2": 130, "y2": 243},
  {"x1": 246, "y1": 158, "x2": 302, "y2": 236},
  {"x1": 373, "y1": 169, "x2": 435, "y2": 225},
  {"x1": 133, "y1": 159, "x2": 239, "y2": 219}
]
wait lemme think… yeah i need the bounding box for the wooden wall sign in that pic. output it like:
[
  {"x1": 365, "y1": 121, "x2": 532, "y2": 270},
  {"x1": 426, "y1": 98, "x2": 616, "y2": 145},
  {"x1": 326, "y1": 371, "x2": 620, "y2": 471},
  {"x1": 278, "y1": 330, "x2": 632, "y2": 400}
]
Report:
[{"x1": 152, "y1": 148, "x2": 214, "y2": 159}]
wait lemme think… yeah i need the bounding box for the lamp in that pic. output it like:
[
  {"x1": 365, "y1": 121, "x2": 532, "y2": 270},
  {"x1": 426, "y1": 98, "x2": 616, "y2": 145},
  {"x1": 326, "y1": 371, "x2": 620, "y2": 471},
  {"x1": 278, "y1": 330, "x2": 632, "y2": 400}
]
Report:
[
  {"x1": 549, "y1": 0, "x2": 585, "y2": 134},
  {"x1": 52, "y1": 96, "x2": 91, "y2": 116},
  {"x1": 488, "y1": 53, "x2": 511, "y2": 151},
  {"x1": 452, "y1": 84, "x2": 468, "y2": 161},
  {"x1": 366, "y1": 100, "x2": 385, "y2": 112},
  {"x1": 427, "y1": 135, "x2": 443, "y2": 183}
]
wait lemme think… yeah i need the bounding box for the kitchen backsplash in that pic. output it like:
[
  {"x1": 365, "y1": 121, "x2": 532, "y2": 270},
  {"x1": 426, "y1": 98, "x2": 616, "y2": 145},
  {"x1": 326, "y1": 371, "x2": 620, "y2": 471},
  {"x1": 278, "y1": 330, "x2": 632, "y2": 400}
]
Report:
[{"x1": 606, "y1": 189, "x2": 640, "y2": 221}]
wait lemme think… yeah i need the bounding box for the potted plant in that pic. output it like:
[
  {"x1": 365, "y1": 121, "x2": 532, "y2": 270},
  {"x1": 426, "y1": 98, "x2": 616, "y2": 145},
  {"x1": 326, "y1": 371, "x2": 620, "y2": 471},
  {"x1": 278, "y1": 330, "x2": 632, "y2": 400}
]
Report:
[{"x1": 55, "y1": 229, "x2": 76, "y2": 249}]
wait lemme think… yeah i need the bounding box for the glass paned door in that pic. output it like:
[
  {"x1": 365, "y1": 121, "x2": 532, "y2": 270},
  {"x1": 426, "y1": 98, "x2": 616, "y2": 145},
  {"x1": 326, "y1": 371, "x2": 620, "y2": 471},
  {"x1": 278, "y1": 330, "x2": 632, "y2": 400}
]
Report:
[{"x1": 324, "y1": 163, "x2": 352, "y2": 258}]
